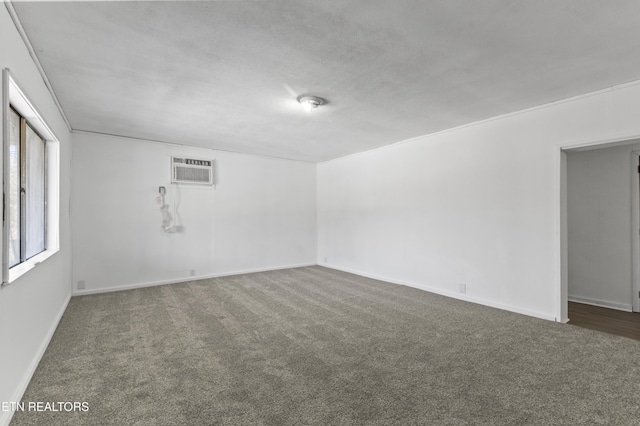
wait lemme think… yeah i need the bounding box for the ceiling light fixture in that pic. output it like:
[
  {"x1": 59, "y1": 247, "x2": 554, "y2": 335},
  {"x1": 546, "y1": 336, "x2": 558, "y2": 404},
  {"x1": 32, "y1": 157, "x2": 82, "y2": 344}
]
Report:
[{"x1": 298, "y1": 95, "x2": 325, "y2": 112}]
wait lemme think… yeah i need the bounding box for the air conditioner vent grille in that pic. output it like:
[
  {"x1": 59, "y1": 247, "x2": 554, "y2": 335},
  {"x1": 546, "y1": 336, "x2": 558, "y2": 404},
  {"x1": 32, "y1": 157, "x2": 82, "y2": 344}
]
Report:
[{"x1": 171, "y1": 156, "x2": 214, "y2": 185}]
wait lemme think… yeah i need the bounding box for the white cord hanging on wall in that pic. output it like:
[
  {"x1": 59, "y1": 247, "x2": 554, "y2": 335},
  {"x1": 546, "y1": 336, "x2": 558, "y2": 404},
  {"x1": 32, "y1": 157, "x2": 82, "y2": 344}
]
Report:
[{"x1": 158, "y1": 186, "x2": 183, "y2": 233}]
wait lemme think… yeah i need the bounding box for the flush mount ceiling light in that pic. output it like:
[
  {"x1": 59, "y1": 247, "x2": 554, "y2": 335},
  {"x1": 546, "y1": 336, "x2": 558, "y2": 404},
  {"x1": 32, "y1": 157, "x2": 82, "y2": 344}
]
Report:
[{"x1": 298, "y1": 95, "x2": 325, "y2": 112}]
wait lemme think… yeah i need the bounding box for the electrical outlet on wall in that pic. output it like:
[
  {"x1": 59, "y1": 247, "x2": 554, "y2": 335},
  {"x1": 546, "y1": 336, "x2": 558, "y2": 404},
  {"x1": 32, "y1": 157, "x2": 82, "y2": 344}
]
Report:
[
  {"x1": 458, "y1": 283, "x2": 466, "y2": 294},
  {"x1": 189, "y1": 269, "x2": 196, "y2": 277},
  {"x1": 77, "y1": 280, "x2": 86, "y2": 290},
  {"x1": 324, "y1": 257, "x2": 328, "y2": 263}
]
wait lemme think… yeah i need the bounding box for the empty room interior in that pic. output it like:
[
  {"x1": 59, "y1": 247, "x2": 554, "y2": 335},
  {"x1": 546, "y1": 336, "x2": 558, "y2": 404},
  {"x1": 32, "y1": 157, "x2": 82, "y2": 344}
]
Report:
[{"x1": 2, "y1": 1, "x2": 640, "y2": 425}]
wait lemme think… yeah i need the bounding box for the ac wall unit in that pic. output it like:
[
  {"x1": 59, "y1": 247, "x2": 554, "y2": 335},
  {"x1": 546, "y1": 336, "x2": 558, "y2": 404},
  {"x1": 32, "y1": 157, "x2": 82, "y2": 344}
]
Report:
[{"x1": 171, "y1": 156, "x2": 214, "y2": 185}]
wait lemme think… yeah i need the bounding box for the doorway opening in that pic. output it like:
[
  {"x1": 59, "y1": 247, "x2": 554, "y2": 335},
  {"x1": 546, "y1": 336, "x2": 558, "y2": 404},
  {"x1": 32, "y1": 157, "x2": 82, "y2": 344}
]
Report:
[{"x1": 561, "y1": 138, "x2": 640, "y2": 337}]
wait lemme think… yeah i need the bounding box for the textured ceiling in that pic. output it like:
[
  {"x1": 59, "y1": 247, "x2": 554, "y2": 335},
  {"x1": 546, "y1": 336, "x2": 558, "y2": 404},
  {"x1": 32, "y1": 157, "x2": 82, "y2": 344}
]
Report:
[{"x1": 11, "y1": 1, "x2": 640, "y2": 162}]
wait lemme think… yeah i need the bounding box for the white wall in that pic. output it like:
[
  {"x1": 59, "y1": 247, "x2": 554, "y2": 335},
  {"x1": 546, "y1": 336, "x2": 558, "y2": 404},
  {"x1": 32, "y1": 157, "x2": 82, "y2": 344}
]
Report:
[
  {"x1": 0, "y1": 5, "x2": 72, "y2": 426},
  {"x1": 72, "y1": 132, "x2": 316, "y2": 294},
  {"x1": 318, "y1": 80, "x2": 640, "y2": 322},
  {"x1": 567, "y1": 144, "x2": 636, "y2": 311}
]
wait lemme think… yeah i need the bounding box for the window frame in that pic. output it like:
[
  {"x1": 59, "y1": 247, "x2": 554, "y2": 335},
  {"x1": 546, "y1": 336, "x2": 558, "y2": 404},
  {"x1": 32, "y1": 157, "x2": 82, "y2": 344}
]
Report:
[
  {"x1": 10, "y1": 106, "x2": 48, "y2": 266},
  {"x1": 2, "y1": 69, "x2": 60, "y2": 285}
]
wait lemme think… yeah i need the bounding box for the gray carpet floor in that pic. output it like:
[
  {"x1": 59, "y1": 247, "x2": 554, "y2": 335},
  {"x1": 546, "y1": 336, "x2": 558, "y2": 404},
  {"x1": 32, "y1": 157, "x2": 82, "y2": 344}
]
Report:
[{"x1": 11, "y1": 266, "x2": 640, "y2": 425}]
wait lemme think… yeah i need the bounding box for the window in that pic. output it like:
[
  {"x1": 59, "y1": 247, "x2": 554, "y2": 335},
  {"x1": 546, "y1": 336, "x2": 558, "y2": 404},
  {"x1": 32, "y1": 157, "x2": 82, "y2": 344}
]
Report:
[
  {"x1": 8, "y1": 107, "x2": 46, "y2": 267},
  {"x1": 3, "y1": 69, "x2": 60, "y2": 284}
]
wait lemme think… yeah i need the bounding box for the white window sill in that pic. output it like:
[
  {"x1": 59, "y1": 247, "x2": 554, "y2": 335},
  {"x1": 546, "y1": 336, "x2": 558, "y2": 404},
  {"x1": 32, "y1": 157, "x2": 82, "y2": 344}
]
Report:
[{"x1": 8, "y1": 248, "x2": 59, "y2": 283}]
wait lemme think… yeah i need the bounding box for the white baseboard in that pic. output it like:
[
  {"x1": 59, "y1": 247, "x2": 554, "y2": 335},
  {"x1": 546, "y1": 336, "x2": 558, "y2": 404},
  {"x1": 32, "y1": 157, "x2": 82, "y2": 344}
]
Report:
[
  {"x1": 322, "y1": 264, "x2": 559, "y2": 322},
  {"x1": 0, "y1": 293, "x2": 71, "y2": 426},
  {"x1": 568, "y1": 295, "x2": 632, "y2": 312},
  {"x1": 72, "y1": 263, "x2": 317, "y2": 296}
]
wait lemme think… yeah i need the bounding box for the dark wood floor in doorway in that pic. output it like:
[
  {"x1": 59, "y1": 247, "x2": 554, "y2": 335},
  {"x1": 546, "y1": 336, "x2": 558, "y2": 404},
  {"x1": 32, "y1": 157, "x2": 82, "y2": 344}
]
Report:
[{"x1": 568, "y1": 302, "x2": 640, "y2": 341}]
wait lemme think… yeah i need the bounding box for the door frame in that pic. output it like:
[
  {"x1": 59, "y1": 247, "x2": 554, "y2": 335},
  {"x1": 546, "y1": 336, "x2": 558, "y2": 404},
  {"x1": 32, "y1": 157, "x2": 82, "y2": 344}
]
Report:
[
  {"x1": 631, "y1": 151, "x2": 640, "y2": 312},
  {"x1": 558, "y1": 133, "x2": 640, "y2": 322}
]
